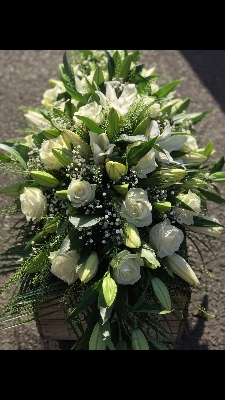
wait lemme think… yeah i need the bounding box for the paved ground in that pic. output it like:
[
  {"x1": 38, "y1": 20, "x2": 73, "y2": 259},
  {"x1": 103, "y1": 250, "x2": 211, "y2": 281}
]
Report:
[{"x1": 0, "y1": 50, "x2": 225, "y2": 350}]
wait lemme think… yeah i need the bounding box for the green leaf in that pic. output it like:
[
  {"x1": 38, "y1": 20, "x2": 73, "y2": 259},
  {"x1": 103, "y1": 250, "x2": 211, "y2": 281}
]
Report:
[
  {"x1": 209, "y1": 172, "x2": 225, "y2": 182},
  {"x1": 57, "y1": 218, "x2": 69, "y2": 236},
  {"x1": 138, "y1": 177, "x2": 164, "y2": 189},
  {"x1": 118, "y1": 55, "x2": 132, "y2": 80},
  {"x1": 132, "y1": 274, "x2": 152, "y2": 310},
  {"x1": 102, "y1": 273, "x2": 117, "y2": 307},
  {"x1": 69, "y1": 215, "x2": 102, "y2": 228},
  {"x1": 154, "y1": 80, "x2": 182, "y2": 98},
  {"x1": 0, "y1": 142, "x2": 30, "y2": 168},
  {"x1": 144, "y1": 332, "x2": 169, "y2": 350},
  {"x1": 0, "y1": 153, "x2": 11, "y2": 163},
  {"x1": 65, "y1": 280, "x2": 102, "y2": 322},
  {"x1": 133, "y1": 117, "x2": 151, "y2": 136},
  {"x1": 193, "y1": 215, "x2": 224, "y2": 227},
  {"x1": 63, "y1": 51, "x2": 75, "y2": 87},
  {"x1": 52, "y1": 148, "x2": 73, "y2": 167},
  {"x1": 173, "y1": 110, "x2": 214, "y2": 124},
  {"x1": 127, "y1": 136, "x2": 158, "y2": 167},
  {"x1": 83, "y1": 77, "x2": 99, "y2": 103},
  {"x1": 115, "y1": 339, "x2": 128, "y2": 350},
  {"x1": 104, "y1": 51, "x2": 115, "y2": 81},
  {"x1": 75, "y1": 115, "x2": 103, "y2": 134},
  {"x1": 78, "y1": 50, "x2": 93, "y2": 57},
  {"x1": 64, "y1": 83, "x2": 87, "y2": 104},
  {"x1": 198, "y1": 187, "x2": 225, "y2": 206},
  {"x1": 201, "y1": 141, "x2": 213, "y2": 157},
  {"x1": 93, "y1": 66, "x2": 105, "y2": 86},
  {"x1": 107, "y1": 108, "x2": 120, "y2": 139},
  {"x1": 59, "y1": 229, "x2": 84, "y2": 253},
  {"x1": 0, "y1": 182, "x2": 26, "y2": 197},
  {"x1": 172, "y1": 98, "x2": 190, "y2": 114},
  {"x1": 100, "y1": 321, "x2": 115, "y2": 350},
  {"x1": 209, "y1": 155, "x2": 225, "y2": 174},
  {"x1": 42, "y1": 129, "x2": 60, "y2": 140},
  {"x1": 140, "y1": 247, "x2": 160, "y2": 269}
]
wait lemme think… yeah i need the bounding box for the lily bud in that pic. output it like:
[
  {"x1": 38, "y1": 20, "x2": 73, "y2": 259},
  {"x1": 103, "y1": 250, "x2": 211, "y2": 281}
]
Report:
[
  {"x1": 30, "y1": 171, "x2": 60, "y2": 187},
  {"x1": 122, "y1": 222, "x2": 141, "y2": 248},
  {"x1": 105, "y1": 161, "x2": 126, "y2": 181},
  {"x1": 166, "y1": 253, "x2": 200, "y2": 286},
  {"x1": 62, "y1": 129, "x2": 91, "y2": 159},
  {"x1": 77, "y1": 252, "x2": 99, "y2": 283},
  {"x1": 153, "y1": 201, "x2": 171, "y2": 213},
  {"x1": 174, "y1": 152, "x2": 207, "y2": 166},
  {"x1": 152, "y1": 168, "x2": 186, "y2": 188},
  {"x1": 183, "y1": 178, "x2": 208, "y2": 189}
]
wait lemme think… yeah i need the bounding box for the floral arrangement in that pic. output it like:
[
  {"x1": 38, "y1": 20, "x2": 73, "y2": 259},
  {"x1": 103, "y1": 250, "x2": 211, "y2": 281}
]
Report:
[{"x1": 0, "y1": 50, "x2": 224, "y2": 350}]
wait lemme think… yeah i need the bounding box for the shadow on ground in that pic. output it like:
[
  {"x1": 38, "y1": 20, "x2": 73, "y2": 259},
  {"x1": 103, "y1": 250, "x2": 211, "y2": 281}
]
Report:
[{"x1": 180, "y1": 50, "x2": 225, "y2": 112}]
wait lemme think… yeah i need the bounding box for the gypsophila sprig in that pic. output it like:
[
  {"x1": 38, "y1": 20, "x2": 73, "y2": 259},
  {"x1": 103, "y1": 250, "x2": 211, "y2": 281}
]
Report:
[{"x1": 0, "y1": 50, "x2": 225, "y2": 350}]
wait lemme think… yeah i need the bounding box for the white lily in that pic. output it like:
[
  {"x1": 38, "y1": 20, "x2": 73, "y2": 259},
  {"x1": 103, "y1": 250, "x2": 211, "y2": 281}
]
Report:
[
  {"x1": 166, "y1": 253, "x2": 200, "y2": 286},
  {"x1": 89, "y1": 131, "x2": 115, "y2": 164},
  {"x1": 96, "y1": 82, "x2": 137, "y2": 116}
]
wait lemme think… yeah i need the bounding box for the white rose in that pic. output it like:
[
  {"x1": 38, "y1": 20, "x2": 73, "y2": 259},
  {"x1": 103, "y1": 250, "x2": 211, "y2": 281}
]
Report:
[
  {"x1": 174, "y1": 190, "x2": 201, "y2": 225},
  {"x1": 49, "y1": 251, "x2": 79, "y2": 285},
  {"x1": 67, "y1": 179, "x2": 96, "y2": 207},
  {"x1": 121, "y1": 188, "x2": 152, "y2": 227},
  {"x1": 20, "y1": 187, "x2": 47, "y2": 222},
  {"x1": 110, "y1": 250, "x2": 144, "y2": 285},
  {"x1": 149, "y1": 219, "x2": 184, "y2": 258},
  {"x1": 73, "y1": 101, "x2": 104, "y2": 125},
  {"x1": 39, "y1": 135, "x2": 67, "y2": 170}
]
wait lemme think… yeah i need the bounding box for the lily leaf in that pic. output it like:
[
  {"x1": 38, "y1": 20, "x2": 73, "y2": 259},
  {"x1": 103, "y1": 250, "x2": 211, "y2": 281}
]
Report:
[
  {"x1": 75, "y1": 115, "x2": 103, "y2": 134},
  {"x1": 155, "y1": 80, "x2": 182, "y2": 98},
  {"x1": 0, "y1": 142, "x2": 30, "y2": 168}
]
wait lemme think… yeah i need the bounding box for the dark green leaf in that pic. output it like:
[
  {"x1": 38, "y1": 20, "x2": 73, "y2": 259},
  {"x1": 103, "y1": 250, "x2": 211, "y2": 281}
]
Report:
[
  {"x1": 193, "y1": 215, "x2": 224, "y2": 227},
  {"x1": 144, "y1": 332, "x2": 169, "y2": 350},
  {"x1": 210, "y1": 155, "x2": 225, "y2": 174},
  {"x1": 57, "y1": 218, "x2": 69, "y2": 236},
  {"x1": 65, "y1": 280, "x2": 102, "y2": 322},
  {"x1": 198, "y1": 187, "x2": 225, "y2": 206},
  {"x1": 173, "y1": 98, "x2": 190, "y2": 114},
  {"x1": 127, "y1": 136, "x2": 158, "y2": 167},
  {"x1": 0, "y1": 153, "x2": 11, "y2": 163},
  {"x1": 63, "y1": 51, "x2": 75, "y2": 87},
  {"x1": 133, "y1": 117, "x2": 151, "y2": 136},
  {"x1": 75, "y1": 115, "x2": 103, "y2": 134},
  {"x1": 104, "y1": 51, "x2": 115, "y2": 81},
  {"x1": 118, "y1": 55, "x2": 132, "y2": 80},
  {"x1": 107, "y1": 108, "x2": 120, "y2": 139},
  {"x1": 93, "y1": 66, "x2": 105, "y2": 86},
  {"x1": 0, "y1": 142, "x2": 30, "y2": 168},
  {"x1": 173, "y1": 110, "x2": 214, "y2": 124},
  {"x1": 64, "y1": 83, "x2": 87, "y2": 104},
  {"x1": 78, "y1": 50, "x2": 93, "y2": 57},
  {"x1": 154, "y1": 80, "x2": 182, "y2": 98},
  {"x1": 59, "y1": 229, "x2": 84, "y2": 253}
]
